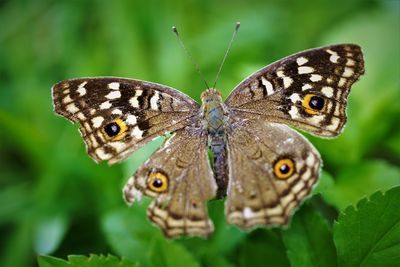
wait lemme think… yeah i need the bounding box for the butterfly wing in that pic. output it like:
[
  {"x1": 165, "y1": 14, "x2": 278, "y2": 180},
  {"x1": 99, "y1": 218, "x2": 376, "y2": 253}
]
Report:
[
  {"x1": 123, "y1": 126, "x2": 217, "y2": 238},
  {"x1": 225, "y1": 120, "x2": 321, "y2": 228},
  {"x1": 52, "y1": 77, "x2": 199, "y2": 164},
  {"x1": 225, "y1": 44, "x2": 364, "y2": 137}
]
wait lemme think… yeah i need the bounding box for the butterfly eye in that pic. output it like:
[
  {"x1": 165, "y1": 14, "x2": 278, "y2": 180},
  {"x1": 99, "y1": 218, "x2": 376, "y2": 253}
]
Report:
[
  {"x1": 302, "y1": 94, "x2": 326, "y2": 115},
  {"x1": 147, "y1": 171, "x2": 169, "y2": 193},
  {"x1": 103, "y1": 119, "x2": 128, "y2": 141},
  {"x1": 273, "y1": 158, "x2": 295, "y2": 179}
]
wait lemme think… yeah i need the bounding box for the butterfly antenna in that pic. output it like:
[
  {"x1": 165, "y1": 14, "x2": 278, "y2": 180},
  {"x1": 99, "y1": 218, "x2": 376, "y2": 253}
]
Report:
[
  {"x1": 212, "y1": 22, "x2": 240, "y2": 89},
  {"x1": 172, "y1": 26, "x2": 210, "y2": 89}
]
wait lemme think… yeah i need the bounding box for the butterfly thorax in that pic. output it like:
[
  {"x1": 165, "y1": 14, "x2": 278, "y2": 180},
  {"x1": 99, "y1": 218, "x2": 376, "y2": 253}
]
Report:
[
  {"x1": 201, "y1": 88, "x2": 229, "y2": 198},
  {"x1": 200, "y1": 88, "x2": 228, "y2": 135}
]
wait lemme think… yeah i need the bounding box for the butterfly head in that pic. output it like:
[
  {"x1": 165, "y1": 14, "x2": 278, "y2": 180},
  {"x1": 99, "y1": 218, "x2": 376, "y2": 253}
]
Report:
[{"x1": 201, "y1": 88, "x2": 223, "y2": 104}]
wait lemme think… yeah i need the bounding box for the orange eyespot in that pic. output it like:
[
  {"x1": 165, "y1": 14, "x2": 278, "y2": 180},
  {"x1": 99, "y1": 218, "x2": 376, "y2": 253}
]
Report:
[
  {"x1": 103, "y1": 118, "x2": 128, "y2": 141},
  {"x1": 302, "y1": 94, "x2": 325, "y2": 115},
  {"x1": 147, "y1": 172, "x2": 169, "y2": 193},
  {"x1": 273, "y1": 158, "x2": 295, "y2": 179}
]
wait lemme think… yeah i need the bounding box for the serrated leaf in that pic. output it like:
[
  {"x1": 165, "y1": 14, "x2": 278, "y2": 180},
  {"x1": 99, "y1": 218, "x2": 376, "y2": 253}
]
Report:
[
  {"x1": 282, "y1": 203, "x2": 337, "y2": 267},
  {"x1": 334, "y1": 186, "x2": 400, "y2": 267},
  {"x1": 37, "y1": 254, "x2": 137, "y2": 267}
]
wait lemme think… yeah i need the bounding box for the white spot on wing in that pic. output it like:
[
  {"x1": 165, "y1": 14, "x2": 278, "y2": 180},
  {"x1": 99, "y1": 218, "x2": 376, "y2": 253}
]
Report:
[
  {"x1": 283, "y1": 77, "x2": 293, "y2": 88},
  {"x1": 289, "y1": 106, "x2": 300, "y2": 119},
  {"x1": 77, "y1": 85, "x2": 87, "y2": 96},
  {"x1": 126, "y1": 115, "x2": 137, "y2": 125},
  {"x1": 298, "y1": 66, "x2": 314, "y2": 74},
  {"x1": 276, "y1": 70, "x2": 285, "y2": 77},
  {"x1": 321, "y1": 86, "x2": 334, "y2": 97},
  {"x1": 108, "y1": 82, "x2": 120, "y2": 90},
  {"x1": 92, "y1": 116, "x2": 104, "y2": 128},
  {"x1": 243, "y1": 207, "x2": 255, "y2": 219},
  {"x1": 296, "y1": 57, "x2": 308, "y2": 66},
  {"x1": 338, "y1": 77, "x2": 347, "y2": 87},
  {"x1": 100, "y1": 101, "x2": 112, "y2": 109},
  {"x1": 111, "y1": 109, "x2": 122, "y2": 115},
  {"x1": 261, "y1": 77, "x2": 274, "y2": 95},
  {"x1": 289, "y1": 93, "x2": 301, "y2": 103},
  {"x1": 131, "y1": 126, "x2": 143, "y2": 138},
  {"x1": 77, "y1": 81, "x2": 88, "y2": 96},
  {"x1": 346, "y1": 59, "x2": 355, "y2": 66},
  {"x1": 343, "y1": 67, "x2": 354, "y2": 77},
  {"x1": 302, "y1": 84, "x2": 312, "y2": 91},
  {"x1": 62, "y1": 95, "x2": 73, "y2": 104},
  {"x1": 310, "y1": 114, "x2": 325, "y2": 124},
  {"x1": 89, "y1": 134, "x2": 98, "y2": 147},
  {"x1": 327, "y1": 117, "x2": 341, "y2": 131},
  {"x1": 105, "y1": 91, "x2": 121, "y2": 99},
  {"x1": 150, "y1": 91, "x2": 160, "y2": 110},
  {"x1": 306, "y1": 153, "x2": 315, "y2": 166},
  {"x1": 310, "y1": 74, "x2": 322, "y2": 82},
  {"x1": 76, "y1": 112, "x2": 86, "y2": 120},
  {"x1": 95, "y1": 148, "x2": 112, "y2": 160},
  {"x1": 109, "y1": 141, "x2": 126, "y2": 151},
  {"x1": 66, "y1": 103, "x2": 79, "y2": 113},
  {"x1": 326, "y1": 49, "x2": 340, "y2": 63},
  {"x1": 129, "y1": 90, "x2": 143, "y2": 108}
]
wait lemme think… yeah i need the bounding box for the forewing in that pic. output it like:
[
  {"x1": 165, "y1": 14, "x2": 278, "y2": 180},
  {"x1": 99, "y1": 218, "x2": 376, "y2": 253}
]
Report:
[
  {"x1": 225, "y1": 120, "x2": 321, "y2": 228},
  {"x1": 225, "y1": 44, "x2": 364, "y2": 137},
  {"x1": 123, "y1": 126, "x2": 217, "y2": 238},
  {"x1": 52, "y1": 77, "x2": 199, "y2": 164}
]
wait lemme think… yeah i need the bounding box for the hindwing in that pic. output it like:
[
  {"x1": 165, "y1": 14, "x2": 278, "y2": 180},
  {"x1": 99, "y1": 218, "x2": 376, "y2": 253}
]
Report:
[
  {"x1": 226, "y1": 120, "x2": 321, "y2": 228},
  {"x1": 123, "y1": 126, "x2": 217, "y2": 238}
]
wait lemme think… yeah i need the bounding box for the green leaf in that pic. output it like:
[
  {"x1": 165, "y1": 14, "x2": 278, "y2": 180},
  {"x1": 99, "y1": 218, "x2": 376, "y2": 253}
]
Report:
[
  {"x1": 148, "y1": 238, "x2": 200, "y2": 267},
  {"x1": 334, "y1": 186, "x2": 400, "y2": 267},
  {"x1": 101, "y1": 205, "x2": 158, "y2": 265},
  {"x1": 34, "y1": 213, "x2": 69, "y2": 254},
  {"x1": 282, "y1": 203, "x2": 337, "y2": 267},
  {"x1": 313, "y1": 170, "x2": 335, "y2": 195},
  {"x1": 101, "y1": 206, "x2": 200, "y2": 267},
  {"x1": 37, "y1": 254, "x2": 138, "y2": 267},
  {"x1": 38, "y1": 255, "x2": 70, "y2": 267},
  {"x1": 237, "y1": 230, "x2": 290, "y2": 267},
  {"x1": 322, "y1": 160, "x2": 400, "y2": 210}
]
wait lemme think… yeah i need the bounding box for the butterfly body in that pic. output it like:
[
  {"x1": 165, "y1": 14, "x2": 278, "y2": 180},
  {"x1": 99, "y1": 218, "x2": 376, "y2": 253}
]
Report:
[
  {"x1": 52, "y1": 44, "x2": 364, "y2": 238},
  {"x1": 200, "y1": 88, "x2": 230, "y2": 197}
]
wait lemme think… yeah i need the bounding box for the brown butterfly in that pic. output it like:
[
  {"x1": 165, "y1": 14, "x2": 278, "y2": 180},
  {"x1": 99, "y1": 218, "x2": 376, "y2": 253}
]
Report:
[{"x1": 52, "y1": 39, "x2": 364, "y2": 238}]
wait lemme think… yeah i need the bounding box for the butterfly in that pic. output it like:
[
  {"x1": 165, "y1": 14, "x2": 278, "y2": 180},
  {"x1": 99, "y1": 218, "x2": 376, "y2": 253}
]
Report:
[{"x1": 52, "y1": 43, "x2": 364, "y2": 238}]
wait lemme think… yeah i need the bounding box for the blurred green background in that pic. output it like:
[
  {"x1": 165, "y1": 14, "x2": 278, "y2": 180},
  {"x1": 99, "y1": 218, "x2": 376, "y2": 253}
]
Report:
[{"x1": 1, "y1": 0, "x2": 399, "y2": 266}]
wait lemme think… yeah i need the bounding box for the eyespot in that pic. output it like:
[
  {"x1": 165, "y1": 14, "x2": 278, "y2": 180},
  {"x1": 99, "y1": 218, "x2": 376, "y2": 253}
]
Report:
[
  {"x1": 302, "y1": 94, "x2": 325, "y2": 115},
  {"x1": 147, "y1": 171, "x2": 169, "y2": 193},
  {"x1": 103, "y1": 119, "x2": 128, "y2": 140},
  {"x1": 273, "y1": 158, "x2": 295, "y2": 179}
]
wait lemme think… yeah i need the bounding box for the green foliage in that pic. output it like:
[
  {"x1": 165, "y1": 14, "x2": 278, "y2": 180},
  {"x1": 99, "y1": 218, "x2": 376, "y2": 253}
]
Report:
[
  {"x1": 37, "y1": 254, "x2": 138, "y2": 267},
  {"x1": 282, "y1": 204, "x2": 337, "y2": 267},
  {"x1": 334, "y1": 187, "x2": 400, "y2": 267},
  {"x1": 0, "y1": 0, "x2": 399, "y2": 267}
]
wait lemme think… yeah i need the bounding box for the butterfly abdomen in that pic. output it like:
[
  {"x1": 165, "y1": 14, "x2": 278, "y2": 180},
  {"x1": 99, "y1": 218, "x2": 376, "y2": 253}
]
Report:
[
  {"x1": 200, "y1": 88, "x2": 230, "y2": 198},
  {"x1": 211, "y1": 135, "x2": 229, "y2": 198}
]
